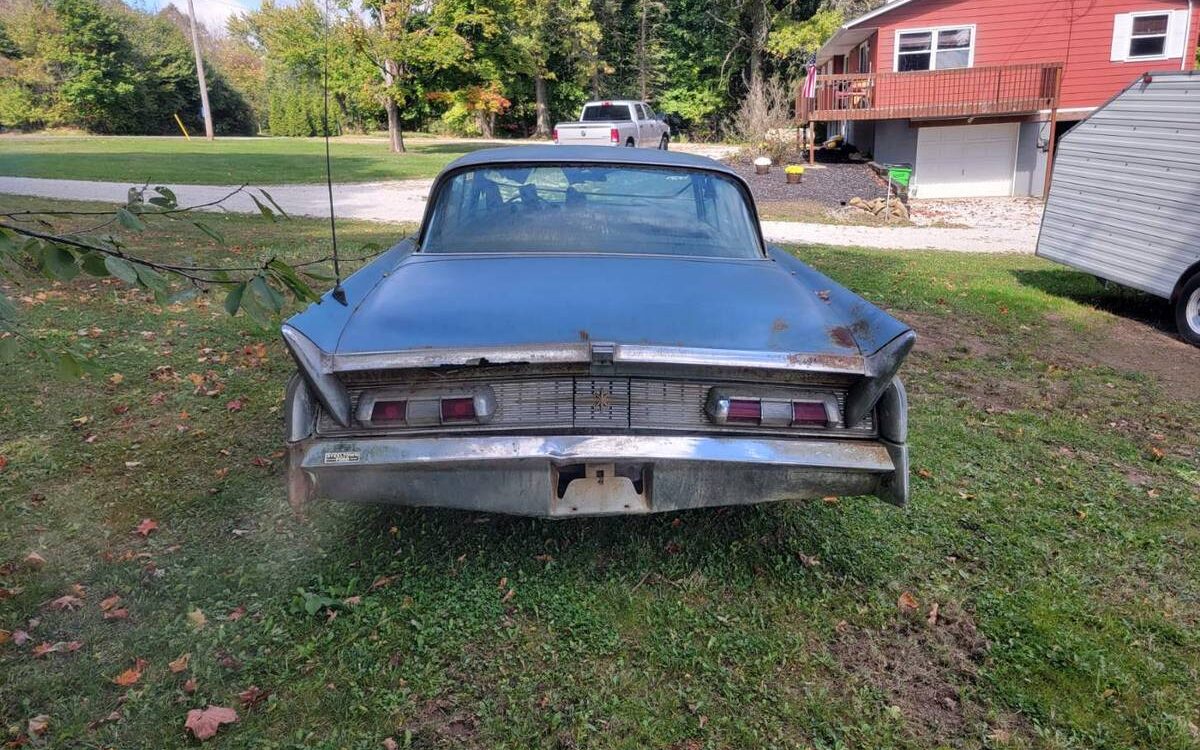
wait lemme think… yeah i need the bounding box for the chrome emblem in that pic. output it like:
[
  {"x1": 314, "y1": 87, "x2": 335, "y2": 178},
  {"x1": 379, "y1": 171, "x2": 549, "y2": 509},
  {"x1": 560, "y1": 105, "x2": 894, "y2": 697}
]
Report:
[{"x1": 591, "y1": 388, "x2": 612, "y2": 410}]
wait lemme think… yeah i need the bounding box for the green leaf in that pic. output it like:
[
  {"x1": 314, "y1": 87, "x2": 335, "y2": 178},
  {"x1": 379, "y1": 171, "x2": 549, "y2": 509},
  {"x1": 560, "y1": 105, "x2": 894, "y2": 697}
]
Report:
[
  {"x1": 249, "y1": 194, "x2": 277, "y2": 222},
  {"x1": 224, "y1": 281, "x2": 246, "y2": 316},
  {"x1": 55, "y1": 352, "x2": 83, "y2": 379},
  {"x1": 0, "y1": 290, "x2": 16, "y2": 321},
  {"x1": 80, "y1": 252, "x2": 110, "y2": 277},
  {"x1": 43, "y1": 245, "x2": 79, "y2": 281},
  {"x1": 268, "y1": 258, "x2": 319, "y2": 303},
  {"x1": 104, "y1": 256, "x2": 139, "y2": 284},
  {"x1": 117, "y1": 208, "x2": 146, "y2": 232},
  {"x1": 135, "y1": 264, "x2": 168, "y2": 302},
  {"x1": 239, "y1": 287, "x2": 272, "y2": 327},
  {"x1": 192, "y1": 221, "x2": 225, "y2": 245},
  {"x1": 250, "y1": 275, "x2": 284, "y2": 312},
  {"x1": 258, "y1": 189, "x2": 290, "y2": 219}
]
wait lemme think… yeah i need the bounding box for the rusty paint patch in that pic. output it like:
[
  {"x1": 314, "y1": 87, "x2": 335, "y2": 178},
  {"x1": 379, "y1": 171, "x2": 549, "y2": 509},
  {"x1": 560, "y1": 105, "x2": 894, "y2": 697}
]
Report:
[
  {"x1": 786, "y1": 352, "x2": 863, "y2": 371},
  {"x1": 829, "y1": 326, "x2": 856, "y2": 349}
]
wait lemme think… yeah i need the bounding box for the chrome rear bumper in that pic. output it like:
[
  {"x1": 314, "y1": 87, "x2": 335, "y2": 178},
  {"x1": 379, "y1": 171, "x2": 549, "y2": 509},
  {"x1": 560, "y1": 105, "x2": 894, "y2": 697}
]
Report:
[{"x1": 287, "y1": 433, "x2": 908, "y2": 517}]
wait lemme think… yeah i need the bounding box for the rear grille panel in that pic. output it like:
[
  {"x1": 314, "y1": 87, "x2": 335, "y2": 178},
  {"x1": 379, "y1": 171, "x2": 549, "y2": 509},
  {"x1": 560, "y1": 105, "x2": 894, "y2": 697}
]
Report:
[{"x1": 316, "y1": 376, "x2": 876, "y2": 438}]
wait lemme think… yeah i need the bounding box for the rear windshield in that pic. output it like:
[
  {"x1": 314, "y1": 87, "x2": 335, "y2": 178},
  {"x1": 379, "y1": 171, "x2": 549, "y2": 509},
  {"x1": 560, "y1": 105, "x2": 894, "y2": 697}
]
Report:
[
  {"x1": 580, "y1": 104, "x2": 631, "y2": 121},
  {"x1": 421, "y1": 165, "x2": 762, "y2": 259}
]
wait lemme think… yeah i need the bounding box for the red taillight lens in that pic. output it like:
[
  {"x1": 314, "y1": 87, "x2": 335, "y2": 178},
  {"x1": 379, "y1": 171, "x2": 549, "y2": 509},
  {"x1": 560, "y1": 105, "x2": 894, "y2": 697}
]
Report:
[
  {"x1": 726, "y1": 399, "x2": 761, "y2": 423},
  {"x1": 371, "y1": 400, "x2": 406, "y2": 424},
  {"x1": 440, "y1": 397, "x2": 476, "y2": 422},
  {"x1": 792, "y1": 401, "x2": 828, "y2": 427},
  {"x1": 610, "y1": 127, "x2": 619, "y2": 143},
  {"x1": 552, "y1": 127, "x2": 558, "y2": 143}
]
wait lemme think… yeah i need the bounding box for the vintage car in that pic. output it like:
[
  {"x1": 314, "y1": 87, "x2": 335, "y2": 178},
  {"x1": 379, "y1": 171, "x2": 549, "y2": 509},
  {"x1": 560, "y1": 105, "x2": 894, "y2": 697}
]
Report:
[{"x1": 281, "y1": 146, "x2": 915, "y2": 517}]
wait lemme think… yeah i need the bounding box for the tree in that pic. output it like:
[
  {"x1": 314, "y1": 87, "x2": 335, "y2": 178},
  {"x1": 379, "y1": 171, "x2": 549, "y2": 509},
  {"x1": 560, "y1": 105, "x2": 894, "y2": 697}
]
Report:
[
  {"x1": 509, "y1": 0, "x2": 600, "y2": 137},
  {"x1": 51, "y1": 0, "x2": 143, "y2": 133}
]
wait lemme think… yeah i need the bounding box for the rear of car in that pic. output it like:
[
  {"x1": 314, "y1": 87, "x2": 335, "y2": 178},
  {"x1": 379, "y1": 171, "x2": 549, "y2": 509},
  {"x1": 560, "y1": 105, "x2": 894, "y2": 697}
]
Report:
[{"x1": 282, "y1": 147, "x2": 913, "y2": 517}]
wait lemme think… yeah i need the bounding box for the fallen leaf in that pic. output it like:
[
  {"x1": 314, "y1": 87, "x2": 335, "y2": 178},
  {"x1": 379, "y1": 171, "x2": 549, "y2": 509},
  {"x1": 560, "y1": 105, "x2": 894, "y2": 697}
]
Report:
[
  {"x1": 103, "y1": 608, "x2": 129, "y2": 621},
  {"x1": 226, "y1": 397, "x2": 246, "y2": 412},
  {"x1": 99, "y1": 595, "x2": 122, "y2": 612},
  {"x1": 0, "y1": 586, "x2": 22, "y2": 599},
  {"x1": 112, "y1": 658, "x2": 147, "y2": 687},
  {"x1": 796, "y1": 552, "x2": 820, "y2": 568},
  {"x1": 917, "y1": 468, "x2": 933, "y2": 479},
  {"x1": 169, "y1": 653, "x2": 191, "y2": 673},
  {"x1": 0, "y1": 629, "x2": 9, "y2": 644},
  {"x1": 184, "y1": 705, "x2": 238, "y2": 741},
  {"x1": 187, "y1": 609, "x2": 207, "y2": 630},
  {"x1": 237, "y1": 685, "x2": 269, "y2": 709},
  {"x1": 898, "y1": 592, "x2": 919, "y2": 612},
  {"x1": 23, "y1": 552, "x2": 46, "y2": 568},
  {"x1": 71, "y1": 583, "x2": 86, "y2": 597},
  {"x1": 1149, "y1": 446, "x2": 1165, "y2": 461},
  {"x1": 342, "y1": 596, "x2": 361, "y2": 607},
  {"x1": 927, "y1": 602, "x2": 940, "y2": 627},
  {"x1": 249, "y1": 456, "x2": 272, "y2": 467},
  {"x1": 12, "y1": 629, "x2": 30, "y2": 645},
  {"x1": 0, "y1": 455, "x2": 7, "y2": 472},
  {"x1": 135, "y1": 518, "x2": 158, "y2": 537},
  {"x1": 47, "y1": 595, "x2": 83, "y2": 611},
  {"x1": 383, "y1": 739, "x2": 399, "y2": 750},
  {"x1": 108, "y1": 373, "x2": 124, "y2": 386},
  {"x1": 501, "y1": 588, "x2": 515, "y2": 603},
  {"x1": 183, "y1": 678, "x2": 198, "y2": 693},
  {"x1": 28, "y1": 714, "x2": 49, "y2": 736},
  {"x1": 369, "y1": 575, "x2": 395, "y2": 592},
  {"x1": 227, "y1": 605, "x2": 247, "y2": 622}
]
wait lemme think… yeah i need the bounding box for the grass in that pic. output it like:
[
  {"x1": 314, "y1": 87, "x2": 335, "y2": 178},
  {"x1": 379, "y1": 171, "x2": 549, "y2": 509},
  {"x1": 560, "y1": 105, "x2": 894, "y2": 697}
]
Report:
[
  {"x1": 0, "y1": 135, "x2": 510, "y2": 184},
  {"x1": 1, "y1": 197, "x2": 1198, "y2": 749}
]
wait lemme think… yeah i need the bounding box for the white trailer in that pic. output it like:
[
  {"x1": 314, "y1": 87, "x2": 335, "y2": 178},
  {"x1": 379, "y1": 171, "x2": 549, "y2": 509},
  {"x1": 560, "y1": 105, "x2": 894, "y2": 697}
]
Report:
[{"x1": 1036, "y1": 70, "x2": 1200, "y2": 345}]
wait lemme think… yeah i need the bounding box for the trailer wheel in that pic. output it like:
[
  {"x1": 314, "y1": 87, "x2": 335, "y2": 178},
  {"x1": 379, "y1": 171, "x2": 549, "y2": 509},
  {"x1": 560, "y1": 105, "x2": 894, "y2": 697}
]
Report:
[{"x1": 1175, "y1": 272, "x2": 1200, "y2": 346}]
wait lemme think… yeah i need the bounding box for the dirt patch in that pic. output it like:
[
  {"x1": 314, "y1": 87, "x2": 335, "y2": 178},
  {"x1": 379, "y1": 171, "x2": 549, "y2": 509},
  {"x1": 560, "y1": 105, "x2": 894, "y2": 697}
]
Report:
[
  {"x1": 828, "y1": 603, "x2": 1027, "y2": 742},
  {"x1": 1051, "y1": 315, "x2": 1200, "y2": 400},
  {"x1": 404, "y1": 697, "x2": 481, "y2": 747}
]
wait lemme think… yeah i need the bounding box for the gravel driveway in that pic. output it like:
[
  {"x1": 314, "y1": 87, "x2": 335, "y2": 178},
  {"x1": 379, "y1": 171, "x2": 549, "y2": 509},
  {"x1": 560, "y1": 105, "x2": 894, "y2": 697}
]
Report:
[{"x1": 0, "y1": 175, "x2": 1039, "y2": 253}]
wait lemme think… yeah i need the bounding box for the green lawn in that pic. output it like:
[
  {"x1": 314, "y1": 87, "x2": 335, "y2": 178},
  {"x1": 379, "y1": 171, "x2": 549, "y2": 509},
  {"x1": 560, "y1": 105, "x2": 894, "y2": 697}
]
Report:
[
  {"x1": 0, "y1": 136, "x2": 510, "y2": 184},
  {"x1": 1, "y1": 198, "x2": 1198, "y2": 749}
]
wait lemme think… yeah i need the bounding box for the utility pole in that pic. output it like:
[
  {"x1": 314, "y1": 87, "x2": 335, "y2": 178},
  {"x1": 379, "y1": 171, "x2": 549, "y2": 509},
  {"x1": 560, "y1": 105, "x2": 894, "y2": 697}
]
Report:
[{"x1": 185, "y1": 0, "x2": 214, "y2": 140}]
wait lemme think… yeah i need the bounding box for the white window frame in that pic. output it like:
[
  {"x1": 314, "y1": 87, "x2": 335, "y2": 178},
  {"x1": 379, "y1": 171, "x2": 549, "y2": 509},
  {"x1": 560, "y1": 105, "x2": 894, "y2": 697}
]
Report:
[
  {"x1": 1127, "y1": 10, "x2": 1171, "y2": 60},
  {"x1": 893, "y1": 24, "x2": 976, "y2": 72}
]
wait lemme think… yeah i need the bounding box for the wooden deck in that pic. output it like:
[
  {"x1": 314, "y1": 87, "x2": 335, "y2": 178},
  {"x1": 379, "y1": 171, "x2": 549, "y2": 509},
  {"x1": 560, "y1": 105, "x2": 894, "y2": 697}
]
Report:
[{"x1": 799, "y1": 62, "x2": 1063, "y2": 122}]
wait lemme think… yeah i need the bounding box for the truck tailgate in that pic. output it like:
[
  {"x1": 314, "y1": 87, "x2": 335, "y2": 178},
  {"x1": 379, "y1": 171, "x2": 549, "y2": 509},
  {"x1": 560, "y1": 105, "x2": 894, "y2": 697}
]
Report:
[{"x1": 555, "y1": 123, "x2": 619, "y2": 146}]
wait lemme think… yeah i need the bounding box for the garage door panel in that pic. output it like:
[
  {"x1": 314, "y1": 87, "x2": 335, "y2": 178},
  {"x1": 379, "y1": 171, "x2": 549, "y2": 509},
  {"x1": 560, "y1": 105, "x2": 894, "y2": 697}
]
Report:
[{"x1": 913, "y1": 123, "x2": 1018, "y2": 199}]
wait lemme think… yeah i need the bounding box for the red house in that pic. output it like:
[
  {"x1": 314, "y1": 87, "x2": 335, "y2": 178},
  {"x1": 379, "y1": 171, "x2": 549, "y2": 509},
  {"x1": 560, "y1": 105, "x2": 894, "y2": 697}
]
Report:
[{"x1": 802, "y1": 0, "x2": 1200, "y2": 198}]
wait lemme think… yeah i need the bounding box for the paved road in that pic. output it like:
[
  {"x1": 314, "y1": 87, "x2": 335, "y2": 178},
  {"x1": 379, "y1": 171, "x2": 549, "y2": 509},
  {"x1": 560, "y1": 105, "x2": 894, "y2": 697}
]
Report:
[{"x1": 0, "y1": 176, "x2": 1035, "y2": 253}]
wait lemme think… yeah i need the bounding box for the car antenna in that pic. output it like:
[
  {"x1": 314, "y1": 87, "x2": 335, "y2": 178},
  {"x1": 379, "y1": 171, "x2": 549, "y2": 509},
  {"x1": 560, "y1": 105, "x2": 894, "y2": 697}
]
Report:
[{"x1": 322, "y1": 0, "x2": 346, "y2": 306}]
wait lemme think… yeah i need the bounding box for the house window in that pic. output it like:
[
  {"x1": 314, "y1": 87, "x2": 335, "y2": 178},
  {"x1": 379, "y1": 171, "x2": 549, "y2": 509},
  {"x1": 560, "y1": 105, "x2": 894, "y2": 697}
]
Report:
[
  {"x1": 1128, "y1": 13, "x2": 1169, "y2": 57},
  {"x1": 857, "y1": 41, "x2": 871, "y2": 72},
  {"x1": 896, "y1": 26, "x2": 973, "y2": 72}
]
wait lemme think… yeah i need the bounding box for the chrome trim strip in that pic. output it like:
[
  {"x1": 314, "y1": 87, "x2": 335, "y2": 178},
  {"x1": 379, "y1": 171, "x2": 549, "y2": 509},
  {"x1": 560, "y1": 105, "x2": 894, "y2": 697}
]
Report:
[
  {"x1": 282, "y1": 325, "x2": 353, "y2": 427},
  {"x1": 299, "y1": 434, "x2": 895, "y2": 474},
  {"x1": 328, "y1": 343, "x2": 866, "y2": 375}
]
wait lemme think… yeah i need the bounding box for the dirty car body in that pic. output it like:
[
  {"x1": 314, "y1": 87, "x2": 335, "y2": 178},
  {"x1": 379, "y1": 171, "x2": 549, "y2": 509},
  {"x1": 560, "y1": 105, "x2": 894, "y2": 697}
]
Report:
[{"x1": 282, "y1": 146, "x2": 915, "y2": 517}]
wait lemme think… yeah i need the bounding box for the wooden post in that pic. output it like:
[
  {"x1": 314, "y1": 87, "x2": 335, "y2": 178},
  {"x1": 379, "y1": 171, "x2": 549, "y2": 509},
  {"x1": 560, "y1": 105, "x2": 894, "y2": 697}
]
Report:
[
  {"x1": 185, "y1": 0, "x2": 214, "y2": 141},
  {"x1": 1041, "y1": 66, "x2": 1063, "y2": 202}
]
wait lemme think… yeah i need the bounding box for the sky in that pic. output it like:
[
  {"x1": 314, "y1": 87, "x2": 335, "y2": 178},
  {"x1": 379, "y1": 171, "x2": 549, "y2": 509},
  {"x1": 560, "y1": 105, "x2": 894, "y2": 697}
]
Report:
[{"x1": 133, "y1": 0, "x2": 261, "y2": 33}]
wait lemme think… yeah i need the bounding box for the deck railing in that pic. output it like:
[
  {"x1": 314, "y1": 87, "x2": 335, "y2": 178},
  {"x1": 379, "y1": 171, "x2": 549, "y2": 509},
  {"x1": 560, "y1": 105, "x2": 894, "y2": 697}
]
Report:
[{"x1": 799, "y1": 62, "x2": 1063, "y2": 122}]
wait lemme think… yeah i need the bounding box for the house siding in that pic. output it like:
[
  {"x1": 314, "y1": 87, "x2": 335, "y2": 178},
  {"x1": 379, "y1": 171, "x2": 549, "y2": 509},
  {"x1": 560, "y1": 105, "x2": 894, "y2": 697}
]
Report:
[
  {"x1": 1014, "y1": 121, "x2": 1049, "y2": 196},
  {"x1": 866, "y1": 0, "x2": 1200, "y2": 110},
  {"x1": 873, "y1": 120, "x2": 920, "y2": 166}
]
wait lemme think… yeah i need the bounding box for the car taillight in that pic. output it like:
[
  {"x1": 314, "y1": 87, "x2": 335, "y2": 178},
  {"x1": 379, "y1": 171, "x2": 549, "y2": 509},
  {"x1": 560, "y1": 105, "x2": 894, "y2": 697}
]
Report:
[
  {"x1": 440, "y1": 397, "x2": 477, "y2": 422},
  {"x1": 552, "y1": 127, "x2": 558, "y2": 143},
  {"x1": 792, "y1": 401, "x2": 829, "y2": 427},
  {"x1": 370, "y1": 400, "x2": 407, "y2": 424},
  {"x1": 726, "y1": 399, "x2": 762, "y2": 423},
  {"x1": 610, "y1": 127, "x2": 619, "y2": 143}
]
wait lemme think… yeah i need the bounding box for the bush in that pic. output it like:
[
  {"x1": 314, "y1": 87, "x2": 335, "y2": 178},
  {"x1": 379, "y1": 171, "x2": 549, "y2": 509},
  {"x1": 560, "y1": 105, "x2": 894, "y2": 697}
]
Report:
[{"x1": 728, "y1": 75, "x2": 795, "y2": 161}]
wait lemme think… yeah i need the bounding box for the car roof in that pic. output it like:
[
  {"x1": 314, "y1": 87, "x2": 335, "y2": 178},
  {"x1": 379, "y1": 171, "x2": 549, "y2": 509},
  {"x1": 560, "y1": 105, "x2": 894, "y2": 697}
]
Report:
[{"x1": 444, "y1": 145, "x2": 739, "y2": 178}]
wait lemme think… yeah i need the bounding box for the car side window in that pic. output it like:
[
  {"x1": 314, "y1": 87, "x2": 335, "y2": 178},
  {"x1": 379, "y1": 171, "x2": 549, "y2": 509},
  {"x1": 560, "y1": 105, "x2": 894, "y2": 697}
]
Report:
[
  {"x1": 644, "y1": 105, "x2": 656, "y2": 120},
  {"x1": 634, "y1": 104, "x2": 647, "y2": 120}
]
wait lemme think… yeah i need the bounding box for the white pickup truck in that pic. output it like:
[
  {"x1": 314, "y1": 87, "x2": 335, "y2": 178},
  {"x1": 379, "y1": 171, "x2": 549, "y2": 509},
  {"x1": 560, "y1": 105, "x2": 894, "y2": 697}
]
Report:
[{"x1": 553, "y1": 100, "x2": 670, "y2": 149}]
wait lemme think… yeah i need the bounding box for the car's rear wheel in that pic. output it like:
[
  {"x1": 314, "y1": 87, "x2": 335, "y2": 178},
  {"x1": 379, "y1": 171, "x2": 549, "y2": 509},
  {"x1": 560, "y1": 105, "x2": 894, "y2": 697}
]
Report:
[
  {"x1": 625, "y1": 138, "x2": 635, "y2": 147},
  {"x1": 659, "y1": 134, "x2": 669, "y2": 150},
  {"x1": 1174, "y1": 272, "x2": 1200, "y2": 346}
]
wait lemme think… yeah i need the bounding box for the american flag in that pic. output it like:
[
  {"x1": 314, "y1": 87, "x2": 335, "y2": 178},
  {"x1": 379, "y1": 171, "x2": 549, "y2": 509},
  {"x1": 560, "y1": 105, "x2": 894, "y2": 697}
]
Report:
[{"x1": 801, "y1": 52, "x2": 818, "y2": 99}]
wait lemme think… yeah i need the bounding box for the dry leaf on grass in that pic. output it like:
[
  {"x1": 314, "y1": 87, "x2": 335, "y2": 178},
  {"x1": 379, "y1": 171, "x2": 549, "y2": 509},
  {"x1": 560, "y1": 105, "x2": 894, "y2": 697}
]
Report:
[
  {"x1": 112, "y1": 658, "x2": 147, "y2": 687},
  {"x1": 169, "y1": 653, "x2": 191, "y2": 673},
  {"x1": 135, "y1": 518, "x2": 158, "y2": 537},
  {"x1": 47, "y1": 595, "x2": 83, "y2": 611},
  {"x1": 187, "y1": 609, "x2": 207, "y2": 630},
  {"x1": 28, "y1": 714, "x2": 49, "y2": 736},
  {"x1": 898, "y1": 591, "x2": 919, "y2": 611},
  {"x1": 24, "y1": 552, "x2": 46, "y2": 568},
  {"x1": 184, "y1": 705, "x2": 238, "y2": 741},
  {"x1": 99, "y1": 595, "x2": 122, "y2": 612}
]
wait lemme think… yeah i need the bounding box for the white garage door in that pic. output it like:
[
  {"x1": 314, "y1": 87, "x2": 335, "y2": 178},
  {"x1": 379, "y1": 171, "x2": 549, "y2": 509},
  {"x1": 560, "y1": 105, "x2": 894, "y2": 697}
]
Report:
[{"x1": 913, "y1": 123, "x2": 1019, "y2": 199}]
